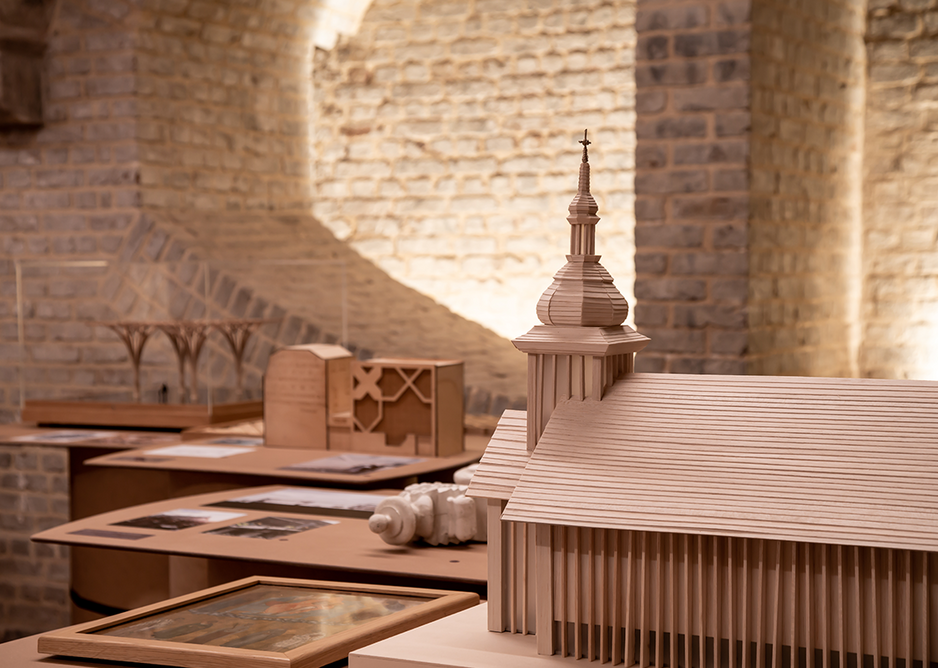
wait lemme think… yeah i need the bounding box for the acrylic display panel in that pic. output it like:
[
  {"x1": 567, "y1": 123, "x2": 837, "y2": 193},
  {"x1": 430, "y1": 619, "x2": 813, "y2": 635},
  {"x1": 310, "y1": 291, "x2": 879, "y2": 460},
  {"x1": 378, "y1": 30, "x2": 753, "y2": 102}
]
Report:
[
  {"x1": 13, "y1": 259, "x2": 347, "y2": 423},
  {"x1": 38, "y1": 576, "x2": 479, "y2": 668}
]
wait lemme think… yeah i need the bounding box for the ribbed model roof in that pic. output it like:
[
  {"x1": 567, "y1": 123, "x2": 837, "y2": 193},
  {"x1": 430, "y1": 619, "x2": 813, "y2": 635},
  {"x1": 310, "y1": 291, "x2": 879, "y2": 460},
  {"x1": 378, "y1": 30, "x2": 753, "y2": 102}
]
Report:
[
  {"x1": 500, "y1": 373, "x2": 938, "y2": 552},
  {"x1": 466, "y1": 410, "x2": 529, "y2": 501}
]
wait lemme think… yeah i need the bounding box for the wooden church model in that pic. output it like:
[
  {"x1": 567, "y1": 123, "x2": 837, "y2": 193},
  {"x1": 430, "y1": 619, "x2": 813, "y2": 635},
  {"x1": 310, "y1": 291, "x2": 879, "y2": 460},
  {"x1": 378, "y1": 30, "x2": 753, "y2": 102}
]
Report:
[{"x1": 467, "y1": 133, "x2": 938, "y2": 668}]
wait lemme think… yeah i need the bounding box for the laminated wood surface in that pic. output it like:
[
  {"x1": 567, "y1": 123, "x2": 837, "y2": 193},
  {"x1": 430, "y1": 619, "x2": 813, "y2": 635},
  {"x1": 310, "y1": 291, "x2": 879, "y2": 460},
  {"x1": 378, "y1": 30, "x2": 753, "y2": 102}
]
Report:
[{"x1": 501, "y1": 373, "x2": 938, "y2": 552}]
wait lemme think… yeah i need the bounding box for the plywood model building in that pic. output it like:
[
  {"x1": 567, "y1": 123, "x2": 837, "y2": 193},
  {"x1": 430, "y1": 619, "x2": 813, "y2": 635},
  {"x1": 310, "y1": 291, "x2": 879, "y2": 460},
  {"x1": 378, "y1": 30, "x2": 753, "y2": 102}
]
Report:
[
  {"x1": 264, "y1": 346, "x2": 464, "y2": 456},
  {"x1": 264, "y1": 344, "x2": 353, "y2": 449},
  {"x1": 467, "y1": 132, "x2": 938, "y2": 668},
  {"x1": 352, "y1": 358, "x2": 464, "y2": 457}
]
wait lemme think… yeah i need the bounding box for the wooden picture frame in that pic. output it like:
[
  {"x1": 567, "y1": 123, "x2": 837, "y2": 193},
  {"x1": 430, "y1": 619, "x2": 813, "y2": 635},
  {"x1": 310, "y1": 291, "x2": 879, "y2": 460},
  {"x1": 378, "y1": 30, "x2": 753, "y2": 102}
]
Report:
[{"x1": 38, "y1": 576, "x2": 479, "y2": 668}]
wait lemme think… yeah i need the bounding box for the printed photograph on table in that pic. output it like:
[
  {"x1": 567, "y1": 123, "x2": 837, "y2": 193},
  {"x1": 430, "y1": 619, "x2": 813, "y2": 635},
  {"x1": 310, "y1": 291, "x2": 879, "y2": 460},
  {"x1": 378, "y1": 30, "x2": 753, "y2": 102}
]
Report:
[
  {"x1": 38, "y1": 576, "x2": 479, "y2": 668},
  {"x1": 204, "y1": 516, "x2": 336, "y2": 540},
  {"x1": 204, "y1": 436, "x2": 264, "y2": 446},
  {"x1": 282, "y1": 453, "x2": 423, "y2": 475},
  {"x1": 113, "y1": 508, "x2": 244, "y2": 531},
  {"x1": 144, "y1": 444, "x2": 256, "y2": 458},
  {"x1": 80, "y1": 433, "x2": 181, "y2": 447},
  {"x1": 208, "y1": 487, "x2": 385, "y2": 519},
  {"x1": 13, "y1": 430, "x2": 114, "y2": 443}
]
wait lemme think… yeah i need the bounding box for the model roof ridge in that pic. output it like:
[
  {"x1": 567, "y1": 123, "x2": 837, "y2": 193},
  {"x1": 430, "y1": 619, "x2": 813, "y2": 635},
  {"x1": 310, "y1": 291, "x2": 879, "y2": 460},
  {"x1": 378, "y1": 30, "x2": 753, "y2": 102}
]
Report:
[{"x1": 533, "y1": 129, "x2": 630, "y2": 328}]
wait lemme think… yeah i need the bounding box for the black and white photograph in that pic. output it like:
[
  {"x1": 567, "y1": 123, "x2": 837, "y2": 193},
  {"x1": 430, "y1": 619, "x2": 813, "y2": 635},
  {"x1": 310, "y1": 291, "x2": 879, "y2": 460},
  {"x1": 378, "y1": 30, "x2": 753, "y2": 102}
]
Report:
[
  {"x1": 209, "y1": 487, "x2": 386, "y2": 519},
  {"x1": 281, "y1": 453, "x2": 423, "y2": 475},
  {"x1": 112, "y1": 508, "x2": 244, "y2": 531},
  {"x1": 203, "y1": 516, "x2": 335, "y2": 540}
]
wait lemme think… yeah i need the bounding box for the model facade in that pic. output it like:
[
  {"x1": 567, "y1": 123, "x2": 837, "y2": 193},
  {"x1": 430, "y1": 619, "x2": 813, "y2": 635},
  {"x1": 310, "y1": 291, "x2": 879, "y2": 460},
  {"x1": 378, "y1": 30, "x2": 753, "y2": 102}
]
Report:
[
  {"x1": 264, "y1": 343, "x2": 464, "y2": 456},
  {"x1": 468, "y1": 134, "x2": 938, "y2": 667}
]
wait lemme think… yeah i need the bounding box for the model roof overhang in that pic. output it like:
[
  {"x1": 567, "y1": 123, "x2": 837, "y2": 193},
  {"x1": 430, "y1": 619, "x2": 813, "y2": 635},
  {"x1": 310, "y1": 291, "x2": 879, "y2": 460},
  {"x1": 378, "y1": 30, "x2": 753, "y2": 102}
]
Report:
[
  {"x1": 496, "y1": 373, "x2": 938, "y2": 553},
  {"x1": 466, "y1": 410, "x2": 529, "y2": 501},
  {"x1": 512, "y1": 324, "x2": 650, "y2": 357}
]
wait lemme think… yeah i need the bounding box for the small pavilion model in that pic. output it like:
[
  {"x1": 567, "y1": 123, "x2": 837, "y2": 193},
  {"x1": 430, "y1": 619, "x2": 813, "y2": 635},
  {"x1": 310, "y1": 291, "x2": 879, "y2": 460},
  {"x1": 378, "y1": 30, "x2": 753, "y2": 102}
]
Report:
[{"x1": 467, "y1": 133, "x2": 938, "y2": 668}]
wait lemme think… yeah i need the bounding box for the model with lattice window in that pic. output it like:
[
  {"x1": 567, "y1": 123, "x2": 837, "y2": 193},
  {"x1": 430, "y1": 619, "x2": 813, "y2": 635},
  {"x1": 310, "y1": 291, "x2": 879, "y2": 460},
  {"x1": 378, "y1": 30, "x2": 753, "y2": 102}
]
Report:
[{"x1": 264, "y1": 345, "x2": 464, "y2": 457}]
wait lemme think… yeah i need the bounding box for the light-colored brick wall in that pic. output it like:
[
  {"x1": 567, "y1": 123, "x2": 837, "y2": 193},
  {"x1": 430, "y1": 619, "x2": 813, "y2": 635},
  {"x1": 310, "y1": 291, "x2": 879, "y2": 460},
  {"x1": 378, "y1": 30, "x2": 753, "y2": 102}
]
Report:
[
  {"x1": 633, "y1": 0, "x2": 751, "y2": 374},
  {"x1": 862, "y1": 0, "x2": 938, "y2": 380},
  {"x1": 0, "y1": 1, "x2": 144, "y2": 639},
  {"x1": 3, "y1": 0, "x2": 529, "y2": 424},
  {"x1": 134, "y1": 0, "x2": 316, "y2": 214},
  {"x1": 748, "y1": 0, "x2": 865, "y2": 377},
  {"x1": 312, "y1": 0, "x2": 638, "y2": 340},
  {"x1": 1, "y1": 0, "x2": 144, "y2": 423}
]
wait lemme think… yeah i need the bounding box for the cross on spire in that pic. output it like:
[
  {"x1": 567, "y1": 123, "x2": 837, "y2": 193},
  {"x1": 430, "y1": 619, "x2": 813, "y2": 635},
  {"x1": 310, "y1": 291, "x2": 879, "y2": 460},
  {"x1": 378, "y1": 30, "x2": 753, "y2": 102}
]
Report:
[{"x1": 579, "y1": 129, "x2": 590, "y2": 163}]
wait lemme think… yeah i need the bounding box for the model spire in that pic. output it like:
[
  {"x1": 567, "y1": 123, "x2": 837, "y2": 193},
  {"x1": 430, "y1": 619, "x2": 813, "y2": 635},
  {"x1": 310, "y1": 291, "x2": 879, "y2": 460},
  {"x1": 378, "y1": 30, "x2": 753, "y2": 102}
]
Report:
[
  {"x1": 568, "y1": 130, "x2": 599, "y2": 256},
  {"x1": 535, "y1": 130, "x2": 628, "y2": 327}
]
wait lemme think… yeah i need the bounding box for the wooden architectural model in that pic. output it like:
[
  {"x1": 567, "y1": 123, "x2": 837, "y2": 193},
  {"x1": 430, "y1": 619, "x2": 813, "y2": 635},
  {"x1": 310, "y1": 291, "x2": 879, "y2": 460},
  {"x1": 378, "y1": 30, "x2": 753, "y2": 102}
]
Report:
[
  {"x1": 265, "y1": 346, "x2": 464, "y2": 456},
  {"x1": 368, "y1": 482, "x2": 486, "y2": 546},
  {"x1": 351, "y1": 358, "x2": 464, "y2": 457},
  {"x1": 467, "y1": 132, "x2": 938, "y2": 667},
  {"x1": 264, "y1": 344, "x2": 354, "y2": 449}
]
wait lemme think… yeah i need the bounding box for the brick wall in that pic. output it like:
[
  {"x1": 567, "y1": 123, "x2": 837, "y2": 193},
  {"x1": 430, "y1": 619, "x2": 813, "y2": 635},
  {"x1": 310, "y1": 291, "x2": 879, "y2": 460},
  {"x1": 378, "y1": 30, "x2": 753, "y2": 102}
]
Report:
[
  {"x1": 3, "y1": 0, "x2": 530, "y2": 424},
  {"x1": 632, "y1": 0, "x2": 751, "y2": 374},
  {"x1": 312, "y1": 0, "x2": 639, "y2": 340},
  {"x1": 134, "y1": 0, "x2": 316, "y2": 214},
  {"x1": 862, "y1": 0, "x2": 938, "y2": 379},
  {"x1": 0, "y1": 445, "x2": 69, "y2": 641},
  {"x1": 0, "y1": 0, "x2": 144, "y2": 423},
  {"x1": 748, "y1": 0, "x2": 865, "y2": 377},
  {"x1": 0, "y1": 1, "x2": 142, "y2": 639}
]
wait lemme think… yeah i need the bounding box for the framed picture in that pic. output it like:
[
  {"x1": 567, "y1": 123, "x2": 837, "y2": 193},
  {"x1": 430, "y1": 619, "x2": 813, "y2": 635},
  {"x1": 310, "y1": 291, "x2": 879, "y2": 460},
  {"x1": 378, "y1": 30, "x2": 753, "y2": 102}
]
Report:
[{"x1": 38, "y1": 576, "x2": 479, "y2": 668}]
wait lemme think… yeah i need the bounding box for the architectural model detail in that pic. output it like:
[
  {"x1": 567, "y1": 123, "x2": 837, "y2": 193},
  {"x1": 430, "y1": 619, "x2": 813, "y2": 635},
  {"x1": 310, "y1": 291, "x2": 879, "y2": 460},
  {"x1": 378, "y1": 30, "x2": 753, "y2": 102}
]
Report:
[
  {"x1": 351, "y1": 358, "x2": 464, "y2": 457},
  {"x1": 467, "y1": 134, "x2": 938, "y2": 667},
  {"x1": 264, "y1": 345, "x2": 465, "y2": 456},
  {"x1": 95, "y1": 319, "x2": 278, "y2": 403},
  {"x1": 368, "y1": 482, "x2": 486, "y2": 546}
]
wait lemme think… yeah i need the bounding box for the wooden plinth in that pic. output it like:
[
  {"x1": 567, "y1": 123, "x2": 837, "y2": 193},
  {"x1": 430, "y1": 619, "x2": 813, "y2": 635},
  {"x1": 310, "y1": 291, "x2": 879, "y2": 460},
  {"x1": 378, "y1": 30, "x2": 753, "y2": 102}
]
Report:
[{"x1": 351, "y1": 603, "x2": 571, "y2": 667}]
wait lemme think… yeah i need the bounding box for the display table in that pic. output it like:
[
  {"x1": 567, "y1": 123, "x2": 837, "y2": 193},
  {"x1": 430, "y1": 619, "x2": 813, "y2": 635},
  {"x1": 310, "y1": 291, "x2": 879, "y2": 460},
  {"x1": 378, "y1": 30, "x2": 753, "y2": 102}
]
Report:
[
  {"x1": 33, "y1": 485, "x2": 486, "y2": 613},
  {"x1": 6, "y1": 423, "x2": 486, "y2": 623},
  {"x1": 0, "y1": 634, "x2": 141, "y2": 668},
  {"x1": 350, "y1": 603, "x2": 569, "y2": 667},
  {"x1": 84, "y1": 441, "x2": 484, "y2": 488}
]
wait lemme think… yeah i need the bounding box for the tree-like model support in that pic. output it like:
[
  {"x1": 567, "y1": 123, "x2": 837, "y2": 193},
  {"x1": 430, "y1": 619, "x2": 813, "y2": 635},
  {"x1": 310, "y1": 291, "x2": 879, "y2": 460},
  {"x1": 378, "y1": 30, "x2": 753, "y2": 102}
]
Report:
[
  {"x1": 94, "y1": 322, "x2": 155, "y2": 402},
  {"x1": 157, "y1": 322, "x2": 210, "y2": 404},
  {"x1": 211, "y1": 319, "x2": 280, "y2": 393},
  {"x1": 93, "y1": 318, "x2": 283, "y2": 404}
]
